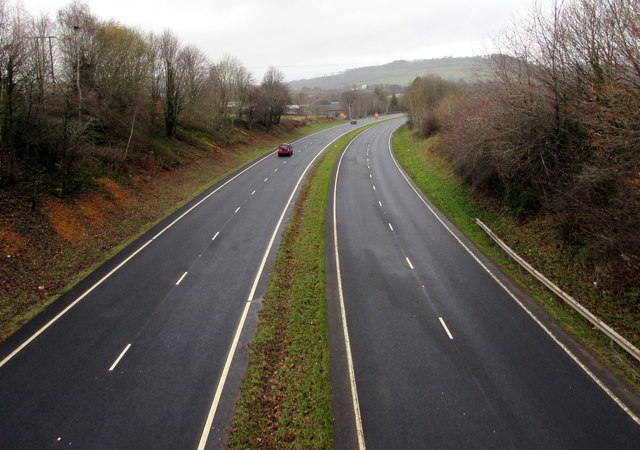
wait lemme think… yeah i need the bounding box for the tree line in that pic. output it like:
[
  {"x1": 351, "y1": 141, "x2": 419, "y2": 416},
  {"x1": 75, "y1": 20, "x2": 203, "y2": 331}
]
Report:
[
  {"x1": 291, "y1": 85, "x2": 401, "y2": 119},
  {"x1": 403, "y1": 0, "x2": 640, "y2": 294},
  {"x1": 341, "y1": 86, "x2": 400, "y2": 119},
  {"x1": 0, "y1": 0, "x2": 290, "y2": 198}
]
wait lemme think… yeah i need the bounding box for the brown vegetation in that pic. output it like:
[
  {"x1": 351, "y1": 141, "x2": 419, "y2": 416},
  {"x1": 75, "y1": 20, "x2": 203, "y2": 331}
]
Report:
[
  {"x1": 0, "y1": 0, "x2": 290, "y2": 202},
  {"x1": 43, "y1": 197, "x2": 87, "y2": 245},
  {"x1": 0, "y1": 114, "x2": 328, "y2": 341},
  {"x1": 403, "y1": 0, "x2": 640, "y2": 301},
  {"x1": 0, "y1": 228, "x2": 26, "y2": 256},
  {"x1": 0, "y1": 0, "x2": 302, "y2": 337}
]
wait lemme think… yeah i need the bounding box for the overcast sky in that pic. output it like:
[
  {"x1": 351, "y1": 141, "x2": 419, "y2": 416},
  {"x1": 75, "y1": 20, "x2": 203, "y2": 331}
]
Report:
[{"x1": 20, "y1": 0, "x2": 532, "y2": 82}]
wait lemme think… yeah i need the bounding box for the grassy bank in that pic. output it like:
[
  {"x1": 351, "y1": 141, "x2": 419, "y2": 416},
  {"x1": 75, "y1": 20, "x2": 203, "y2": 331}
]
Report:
[
  {"x1": 227, "y1": 125, "x2": 374, "y2": 447},
  {"x1": 0, "y1": 118, "x2": 338, "y2": 342},
  {"x1": 392, "y1": 126, "x2": 640, "y2": 392}
]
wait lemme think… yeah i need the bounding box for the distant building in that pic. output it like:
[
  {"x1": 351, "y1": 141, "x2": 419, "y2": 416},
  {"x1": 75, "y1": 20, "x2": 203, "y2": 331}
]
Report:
[
  {"x1": 284, "y1": 105, "x2": 300, "y2": 115},
  {"x1": 309, "y1": 98, "x2": 344, "y2": 116}
]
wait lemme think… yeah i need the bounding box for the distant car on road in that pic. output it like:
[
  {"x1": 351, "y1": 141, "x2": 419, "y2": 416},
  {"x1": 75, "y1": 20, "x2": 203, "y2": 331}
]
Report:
[
  {"x1": 277, "y1": 143, "x2": 293, "y2": 157},
  {"x1": 350, "y1": 120, "x2": 357, "y2": 125}
]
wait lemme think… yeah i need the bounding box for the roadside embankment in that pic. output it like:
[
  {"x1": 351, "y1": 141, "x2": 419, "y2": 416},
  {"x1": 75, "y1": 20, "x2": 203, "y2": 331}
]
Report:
[
  {"x1": 0, "y1": 118, "x2": 336, "y2": 342},
  {"x1": 392, "y1": 126, "x2": 640, "y2": 394}
]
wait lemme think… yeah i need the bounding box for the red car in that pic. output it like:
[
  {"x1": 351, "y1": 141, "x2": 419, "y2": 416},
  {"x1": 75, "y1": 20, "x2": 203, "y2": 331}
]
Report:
[{"x1": 277, "y1": 143, "x2": 293, "y2": 157}]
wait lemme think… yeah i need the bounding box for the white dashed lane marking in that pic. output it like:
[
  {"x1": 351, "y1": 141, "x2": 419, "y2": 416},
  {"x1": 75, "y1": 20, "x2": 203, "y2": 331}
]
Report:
[
  {"x1": 109, "y1": 344, "x2": 132, "y2": 372},
  {"x1": 439, "y1": 318, "x2": 454, "y2": 340},
  {"x1": 176, "y1": 272, "x2": 188, "y2": 286}
]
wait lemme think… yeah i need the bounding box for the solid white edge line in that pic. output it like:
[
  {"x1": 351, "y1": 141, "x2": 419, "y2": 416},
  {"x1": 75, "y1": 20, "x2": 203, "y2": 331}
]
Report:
[
  {"x1": 439, "y1": 317, "x2": 454, "y2": 340},
  {"x1": 108, "y1": 344, "x2": 132, "y2": 372},
  {"x1": 386, "y1": 123, "x2": 640, "y2": 426},
  {"x1": 176, "y1": 272, "x2": 188, "y2": 286},
  {"x1": 406, "y1": 257, "x2": 414, "y2": 270},
  {"x1": 334, "y1": 137, "x2": 367, "y2": 450},
  {"x1": 0, "y1": 126, "x2": 346, "y2": 369},
  {"x1": 197, "y1": 127, "x2": 367, "y2": 450},
  {"x1": 0, "y1": 239, "x2": 153, "y2": 368}
]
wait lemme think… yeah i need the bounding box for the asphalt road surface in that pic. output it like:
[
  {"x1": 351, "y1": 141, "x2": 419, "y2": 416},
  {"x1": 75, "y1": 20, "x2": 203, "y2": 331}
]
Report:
[
  {"x1": 0, "y1": 117, "x2": 385, "y2": 449},
  {"x1": 327, "y1": 117, "x2": 640, "y2": 449}
]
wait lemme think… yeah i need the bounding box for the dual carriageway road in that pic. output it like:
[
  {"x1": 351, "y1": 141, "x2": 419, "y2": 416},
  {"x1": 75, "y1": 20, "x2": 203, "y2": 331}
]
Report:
[
  {"x1": 328, "y1": 118, "x2": 640, "y2": 448},
  {"x1": 0, "y1": 118, "x2": 377, "y2": 448},
  {"x1": 1, "y1": 116, "x2": 639, "y2": 448}
]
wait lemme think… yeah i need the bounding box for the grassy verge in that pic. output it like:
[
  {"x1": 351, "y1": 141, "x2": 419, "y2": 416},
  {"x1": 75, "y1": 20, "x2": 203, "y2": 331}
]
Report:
[
  {"x1": 228, "y1": 125, "x2": 375, "y2": 447},
  {"x1": 0, "y1": 118, "x2": 340, "y2": 342},
  {"x1": 392, "y1": 126, "x2": 640, "y2": 393}
]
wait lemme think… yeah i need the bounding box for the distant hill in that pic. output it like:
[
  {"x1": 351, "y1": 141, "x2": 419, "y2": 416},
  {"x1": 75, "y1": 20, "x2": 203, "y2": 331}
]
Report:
[{"x1": 288, "y1": 57, "x2": 489, "y2": 90}]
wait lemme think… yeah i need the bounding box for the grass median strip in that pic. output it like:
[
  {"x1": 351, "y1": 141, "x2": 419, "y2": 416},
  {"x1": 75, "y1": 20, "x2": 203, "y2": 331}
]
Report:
[{"x1": 227, "y1": 125, "x2": 377, "y2": 448}]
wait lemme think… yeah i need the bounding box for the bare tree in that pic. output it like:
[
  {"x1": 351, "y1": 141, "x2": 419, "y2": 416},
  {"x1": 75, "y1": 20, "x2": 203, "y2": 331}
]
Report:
[
  {"x1": 209, "y1": 55, "x2": 238, "y2": 119},
  {"x1": 0, "y1": 0, "x2": 28, "y2": 180},
  {"x1": 178, "y1": 44, "x2": 208, "y2": 130},
  {"x1": 159, "y1": 30, "x2": 183, "y2": 138},
  {"x1": 57, "y1": 1, "x2": 100, "y2": 118},
  {"x1": 258, "y1": 66, "x2": 289, "y2": 129},
  {"x1": 181, "y1": 45, "x2": 208, "y2": 104},
  {"x1": 341, "y1": 90, "x2": 357, "y2": 119},
  {"x1": 403, "y1": 75, "x2": 458, "y2": 137},
  {"x1": 0, "y1": 0, "x2": 290, "y2": 199},
  {"x1": 231, "y1": 63, "x2": 254, "y2": 124},
  {"x1": 146, "y1": 32, "x2": 163, "y2": 105},
  {"x1": 432, "y1": 0, "x2": 640, "y2": 291}
]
